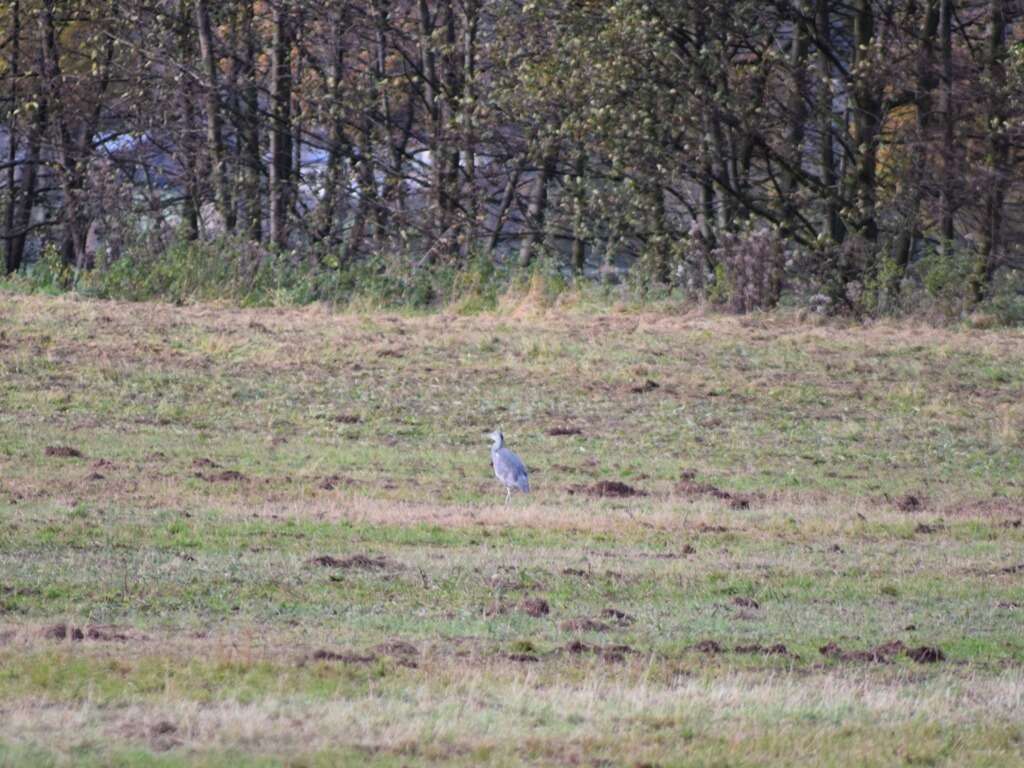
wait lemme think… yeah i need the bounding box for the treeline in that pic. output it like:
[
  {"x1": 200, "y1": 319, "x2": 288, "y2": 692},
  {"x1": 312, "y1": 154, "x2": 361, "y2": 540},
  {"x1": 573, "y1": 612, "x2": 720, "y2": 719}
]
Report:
[{"x1": 1, "y1": 1, "x2": 1022, "y2": 314}]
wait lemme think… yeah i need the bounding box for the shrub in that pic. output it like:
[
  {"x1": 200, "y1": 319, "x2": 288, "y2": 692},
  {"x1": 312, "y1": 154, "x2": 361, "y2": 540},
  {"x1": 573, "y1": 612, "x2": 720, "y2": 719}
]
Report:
[
  {"x1": 25, "y1": 243, "x2": 74, "y2": 293},
  {"x1": 714, "y1": 226, "x2": 785, "y2": 313},
  {"x1": 987, "y1": 269, "x2": 1024, "y2": 326}
]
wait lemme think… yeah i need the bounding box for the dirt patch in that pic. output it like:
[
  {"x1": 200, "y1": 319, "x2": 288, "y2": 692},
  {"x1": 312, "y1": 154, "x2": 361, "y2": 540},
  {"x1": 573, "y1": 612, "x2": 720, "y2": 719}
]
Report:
[
  {"x1": 194, "y1": 469, "x2": 246, "y2": 483},
  {"x1": 547, "y1": 426, "x2": 583, "y2": 436},
  {"x1": 894, "y1": 494, "x2": 924, "y2": 512},
  {"x1": 569, "y1": 480, "x2": 647, "y2": 498},
  {"x1": 630, "y1": 379, "x2": 660, "y2": 394},
  {"x1": 820, "y1": 639, "x2": 943, "y2": 664},
  {"x1": 563, "y1": 639, "x2": 591, "y2": 655},
  {"x1": 914, "y1": 522, "x2": 944, "y2": 534},
  {"x1": 144, "y1": 719, "x2": 181, "y2": 752},
  {"x1": 600, "y1": 608, "x2": 635, "y2": 626},
  {"x1": 85, "y1": 625, "x2": 133, "y2": 641},
  {"x1": 597, "y1": 645, "x2": 635, "y2": 663},
  {"x1": 86, "y1": 472, "x2": 105, "y2": 481},
  {"x1": 150, "y1": 720, "x2": 178, "y2": 737},
  {"x1": 2, "y1": 585, "x2": 40, "y2": 597},
  {"x1": 41, "y1": 623, "x2": 84, "y2": 641},
  {"x1": 483, "y1": 600, "x2": 510, "y2": 617},
  {"x1": 1002, "y1": 519, "x2": 1023, "y2": 529},
  {"x1": 44, "y1": 445, "x2": 83, "y2": 458},
  {"x1": 519, "y1": 598, "x2": 550, "y2": 617},
  {"x1": 375, "y1": 640, "x2": 419, "y2": 656},
  {"x1": 507, "y1": 652, "x2": 540, "y2": 662},
  {"x1": 309, "y1": 554, "x2": 399, "y2": 571},
  {"x1": 676, "y1": 481, "x2": 751, "y2": 510},
  {"x1": 562, "y1": 640, "x2": 636, "y2": 663},
  {"x1": 373, "y1": 640, "x2": 419, "y2": 667},
  {"x1": 91, "y1": 458, "x2": 115, "y2": 470},
  {"x1": 976, "y1": 562, "x2": 1024, "y2": 576},
  {"x1": 907, "y1": 645, "x2": 945, "y2": 663},
  {"x1": 731, "y1": 596, "x2": 760, "y2": 610},
  {"x1": 696, "y1": 523, "x2": 730, "y2": 534},
  {"x1": 191, "y1": 458, "x2": 221, "y2": 469},
  {"x1": 40, "y1": 623, "x2": 134, "y2": 642},
  {"x1": 819, "y1": 640, "x2": 903, "y2": 663},
  {"x1": 562, "y1": 567, "x2": 588, "y2": 577},
  {"x1": 332, "y1": 414, "x2": 362, "y2": 424},
  {"x1": 318, "y1": 474, "x2": 355, "y2": 491},
  {"x1": 312, "y1": 649, "x2": 377, "y2": 664},
  {"x1": 560, "y1": 618, "x2": 612, "y2": 633},
  {"x1": 693, "y1": 639, "x2": 724, "y2": 654}
]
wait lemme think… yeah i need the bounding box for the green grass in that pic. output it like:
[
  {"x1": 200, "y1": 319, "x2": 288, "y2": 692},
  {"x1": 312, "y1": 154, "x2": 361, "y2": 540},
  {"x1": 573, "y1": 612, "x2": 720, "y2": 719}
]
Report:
[{"x1": 1, "y1": 295, "x2": 1022, "y2": 765}]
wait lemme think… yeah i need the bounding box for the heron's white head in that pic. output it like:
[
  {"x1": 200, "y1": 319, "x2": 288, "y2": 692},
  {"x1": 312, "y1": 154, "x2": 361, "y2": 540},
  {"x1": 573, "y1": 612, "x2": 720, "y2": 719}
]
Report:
[{"x1": 487, "y1": 430, "x2": 504, "y2": 448}]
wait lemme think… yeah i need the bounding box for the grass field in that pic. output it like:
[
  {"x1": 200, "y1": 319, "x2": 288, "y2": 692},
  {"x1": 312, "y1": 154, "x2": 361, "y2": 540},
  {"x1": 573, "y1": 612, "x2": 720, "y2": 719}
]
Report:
[{"x1": 1, "y1": 292, "x2": 1022, "y2": 766}]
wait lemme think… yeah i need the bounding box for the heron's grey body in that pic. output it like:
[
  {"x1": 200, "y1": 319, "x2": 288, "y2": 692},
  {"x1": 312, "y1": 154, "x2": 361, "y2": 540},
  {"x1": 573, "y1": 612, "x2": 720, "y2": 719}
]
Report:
[{"x1": 488, "y1": 431, "x2": 529, "y2": 503}]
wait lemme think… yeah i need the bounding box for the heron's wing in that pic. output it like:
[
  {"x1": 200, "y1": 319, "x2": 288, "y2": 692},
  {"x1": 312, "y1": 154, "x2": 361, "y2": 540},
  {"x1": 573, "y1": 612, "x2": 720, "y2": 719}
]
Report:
[{"x1": 494, "y1": 448, "x2": 529, "y2": 491}]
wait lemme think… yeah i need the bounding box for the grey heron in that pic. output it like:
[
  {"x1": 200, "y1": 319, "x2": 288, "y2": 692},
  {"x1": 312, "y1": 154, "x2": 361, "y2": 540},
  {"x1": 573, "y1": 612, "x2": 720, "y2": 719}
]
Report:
[{"x1": 487, "y1": 431, "x2": 529, "y2": 504}]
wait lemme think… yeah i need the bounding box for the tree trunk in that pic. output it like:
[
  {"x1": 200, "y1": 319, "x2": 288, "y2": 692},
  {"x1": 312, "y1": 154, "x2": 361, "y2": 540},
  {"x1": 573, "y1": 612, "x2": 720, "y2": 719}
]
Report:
[
  {"x1": 41, "y1": 0, "x2": 99, "y2": 270},
  {"x1": 815, "y1": 0, "x2": 844, "y2": 244},
  {"x1": 348, "y1": 126, "x2": 378, "y2": 261},
  {"x1": 269, "y1": 1, "x2": 294, "y2": 249},
  {"x1": 518, "y1": 143, "x2": 558, "y2": 268},
  {"x1": 850, "y1": 0, "x2": 881, "y2": 246},
  {"x1": 973, "y1": 0, "x2": 1008, "y2": 302},
  {"x1": 891, "y1": 0, "x2": 940, "y2": 288},
  {"x1": 488, "y1": 155, "x2": 525, "y2": 255},
  {"x1": 461, "y1": 0, "x2": 479, "y2": 256},
  {"x1": 442, "y1": 0, "x2": 462, "y2": 255},
  {"x1": 195, "y1": 0, "x2": 234, "y2": 233},
  {"x1": 698, "y1": 161, "x2": 717, "y2": 248},
  {"x1": 417, "y1": 0, "x2": 462, "y2": 259},
  {"x1": 176, "y1": 2, "x2": 199, "y2": 240},
  {"x1": 570, "y1": 150, "x2": 587, "y2": 276},
  {"x1": 291, "y1": 4, "x2": 304, "y2": 239},
  {"x1": 240, "y1": 0, "x2": 261, "y2": 241},
  {"x1": 7, "y1": 102, "x2": 45, "y2": 275},
  {"x1": 647, "y1": 182, "x2": 670, "y2": 284},
  {"x1": 692, "y1": 8, "x2": 734, "y2": 232},
  {"x1": 3, "y1": 0, "x2": 21, "y2": 274},
  {"x1": 370, "y1": 0, "x2": 393, "y2": 249},
  {"x1": 939, "y1": 0, "x2": 955, "y2": 252},
  {"x1": 317, "y1": 14, "x2": 350, "y2": 247},
  {"x1": 781, "y1": 5, "x2": 809, "y2": 240},
  {"x1": 418, "y1": 0, "x2": 444, "y2": 244},
  {"x1": 179, "y1": 93, "x2": 200, "y2": 243}
]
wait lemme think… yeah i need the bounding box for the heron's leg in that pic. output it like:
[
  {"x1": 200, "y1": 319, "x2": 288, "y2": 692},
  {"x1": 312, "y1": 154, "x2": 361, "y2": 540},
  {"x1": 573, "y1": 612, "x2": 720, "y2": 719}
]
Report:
[{"x1": 505, "y1": 488, "x2": 511, "y2": 505}]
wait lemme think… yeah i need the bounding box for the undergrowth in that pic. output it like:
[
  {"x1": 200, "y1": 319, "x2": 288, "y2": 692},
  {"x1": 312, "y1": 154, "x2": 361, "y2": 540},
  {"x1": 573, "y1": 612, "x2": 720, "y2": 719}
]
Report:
[{"x1": 2, "y1": 236, "x2": 1022, "y2": 325}]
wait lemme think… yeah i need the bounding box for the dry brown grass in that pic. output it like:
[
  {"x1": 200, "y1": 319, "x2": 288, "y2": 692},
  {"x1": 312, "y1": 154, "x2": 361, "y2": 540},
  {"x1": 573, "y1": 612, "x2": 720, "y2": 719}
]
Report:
[{"x1": 2, "y1": 660, "x2": 1022, "y2": 764}]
